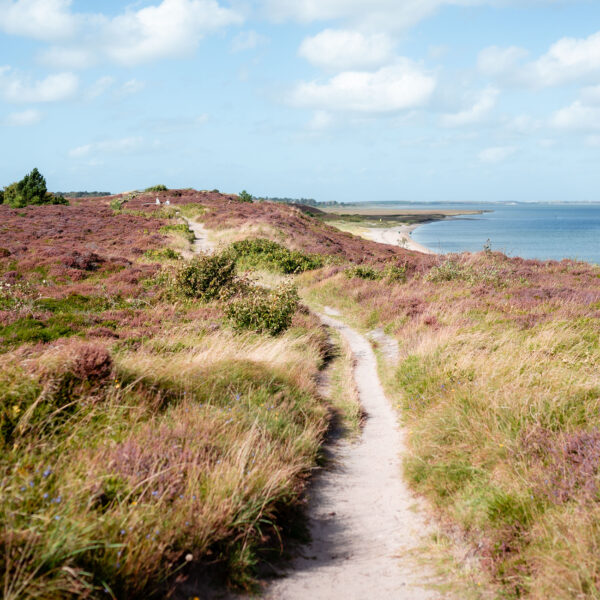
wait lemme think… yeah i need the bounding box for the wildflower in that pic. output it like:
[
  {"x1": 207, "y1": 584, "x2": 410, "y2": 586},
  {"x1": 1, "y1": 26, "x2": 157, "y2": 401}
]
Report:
[
  {"x1": 116, "y1": 562, "x2": 120, "y2": 568},
  {"x1": 42, "y1": 493, "x2": 49, "y2": 499},
  {"x1": 120, "y1": 529, "x2": 126, "y2": 535},
  {"x1": 42, "y1": 468, "x2": 52, "y2": 478},
  {"x1": 151, "y1": 490, "x2": 158, "y2": 496},
  {"x1": 12, "y1": 404, "x2": 21, "y2": 416},
  {"x1": 29, "y1": 480, "x2": 34, "y2": 487},
  {"x1": 185, "y1": 553, "x2": 193, "y2": 562}
]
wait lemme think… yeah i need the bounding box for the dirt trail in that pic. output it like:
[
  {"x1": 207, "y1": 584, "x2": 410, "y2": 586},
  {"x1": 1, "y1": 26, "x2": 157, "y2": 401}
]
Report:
[
  {"x1": 181, "y1": 215, "x2": 214, "y2": 254},
  {"x1": 181, "y1": 225, "x2": 444, "y2": 598},
  {"x1": 262, "y1": 311, "x2": 442, "y2": 600}
]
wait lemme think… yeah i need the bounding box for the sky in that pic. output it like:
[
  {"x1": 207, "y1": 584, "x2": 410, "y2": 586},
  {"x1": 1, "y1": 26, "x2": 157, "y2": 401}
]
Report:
[{"x1": 1, "y1": 0, "x2": 600, "y2": 202}]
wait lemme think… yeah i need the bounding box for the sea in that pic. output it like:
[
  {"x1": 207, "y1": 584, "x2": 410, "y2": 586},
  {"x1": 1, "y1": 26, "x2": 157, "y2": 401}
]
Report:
[{"x1": 367, "y1": 202, "x2": 600, "y2": 265}]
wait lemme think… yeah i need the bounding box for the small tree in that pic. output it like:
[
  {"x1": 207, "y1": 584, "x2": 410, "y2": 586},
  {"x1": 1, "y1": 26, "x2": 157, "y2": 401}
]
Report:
[
  {"x1": 3, "y1": 168, "x2": 68, "y2": 208},
  {"x1": 238, "y1": 190, "x2": 253, "y2": 203}
]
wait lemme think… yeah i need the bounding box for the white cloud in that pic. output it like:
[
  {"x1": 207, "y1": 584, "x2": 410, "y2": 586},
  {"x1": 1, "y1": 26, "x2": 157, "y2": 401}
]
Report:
[
  {"x1": 3, "y1": 108, "x2": 42, "y2": 125},
  {"x1": 22, "y1": 0, "x2": 243, "y2": 68},
  {"x1": 0, "y1": 67, "x2": 78, "y2": 102},
  {"x1": 289, "y1": 61, "x2": 435, "y2": 113},
  {"x1": 551, "y1": 100, "x2": 600, "y2": 131},
  {"x1": 299, "y1": 29, "x2": 395, "y2": 70},
  {"x1": 231, "y1": 30, "x2": 267, "y2": 52},
  {"x1": 102, "y1": 0, "x2": 242, "y2": 66},
  {"x1": 0, "y1": 0, "x2": 77, "y2": 41},
  {"x1": 479, "y1": 31, "x2": 600, "y2": 88},
  {"x1": 441, "y1": 87, "x2": 498, "y2": 127},
  {"x1": 479, "y1": 145, "x2": 516, "y2": 163},
  {"x1": 69, "y1": 136, "x2": 148, "y2": 159}
]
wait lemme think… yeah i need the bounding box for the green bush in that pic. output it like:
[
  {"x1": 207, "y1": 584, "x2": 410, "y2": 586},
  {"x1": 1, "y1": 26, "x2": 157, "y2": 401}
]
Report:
[
  {"x1": 229, "y1": 238, "x2": 323, "y2": 274},
  {"x1": 174, "y1": 253, "x2": 236, "y2": 300},
  {"x1": 344, "y1": 265, "x2": 382, "y2": 280},
  {"x1": 109, "y1": 197, "x2": 126, "y2": 212},
  {"x1": 159, "y1": 223, "x2": 194, "y2": 244},
  {"x1": 226, "y1": 283, "x2": 299, "y2": 335},
  {"x1": 144, "y1": 248, "x2": 182, "y2": 261},
  {"x1": 238, "y1": 190, "x2": 253, "y2": 203},
  {"x1": 145, "y1": 185, "x2": 168, "y2": 192},
  {"x1": 3, "y1": 169, "x2": 68, "y2": 208}
]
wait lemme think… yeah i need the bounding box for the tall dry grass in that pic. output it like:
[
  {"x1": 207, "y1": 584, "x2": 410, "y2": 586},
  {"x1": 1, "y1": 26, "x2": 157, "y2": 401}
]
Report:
[{"x1": 302, "y1": 252, "x2": 600, "y2": 598}]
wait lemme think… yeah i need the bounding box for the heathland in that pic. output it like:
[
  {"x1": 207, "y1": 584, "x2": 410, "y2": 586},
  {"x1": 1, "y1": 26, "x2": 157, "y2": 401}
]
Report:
[{"x1": 2, "y1": 187, "x2": 600, "y2": 599}]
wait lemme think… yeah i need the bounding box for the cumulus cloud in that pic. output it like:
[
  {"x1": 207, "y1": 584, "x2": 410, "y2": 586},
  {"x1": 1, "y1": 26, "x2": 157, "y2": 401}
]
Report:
[
  {"x1": 3, "y1": 108, "x2": 42, "y2": 125},
  {"x1": 478, "y1": 145, "x2": 516, "y2": 163},
  {"x1": 0, "y1": 67, "x2": 78, "y2": 102},
  {"x1": 441, "y1": 87, "x2": 498, "y2": 127},
  {"x1": 479, "y1": 31, "x2": 600, "y2": 88},
  {"x1": 289, "y1": 61, "x2": 435, "y2": 113},
  {"x1": 299, "y1": 29, "x2": 395, "y2": 70},
  {"x1": 0, "y1": 0, "x2": 77, "y2": 41},
  {"x1": 4, "y1": 0, "x2": 243, "y2": 68}
]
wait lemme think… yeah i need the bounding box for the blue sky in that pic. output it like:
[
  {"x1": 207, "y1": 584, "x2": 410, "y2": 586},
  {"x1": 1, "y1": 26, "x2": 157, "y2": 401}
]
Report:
[{"x1": 1, "y1": 0, "x2": 600, "y2": 202}]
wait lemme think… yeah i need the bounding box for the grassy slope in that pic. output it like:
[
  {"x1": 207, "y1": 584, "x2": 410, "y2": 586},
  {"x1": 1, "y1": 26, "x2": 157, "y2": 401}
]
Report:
[
  {"x1": 0, "y1": 196, "x2": 334, "y2": 598},
  {"x1": 302, "y1": 253, "x2": 600, "y2": 598},
  {"x1": 4, "y1": 190, "x2": 600, "y2": 599}
]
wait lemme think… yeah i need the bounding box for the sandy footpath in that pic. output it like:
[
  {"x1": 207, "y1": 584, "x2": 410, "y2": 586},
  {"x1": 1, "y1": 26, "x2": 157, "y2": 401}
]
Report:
[{"x1": 260, "y1": 311, "x2": 443, "y2": 600}]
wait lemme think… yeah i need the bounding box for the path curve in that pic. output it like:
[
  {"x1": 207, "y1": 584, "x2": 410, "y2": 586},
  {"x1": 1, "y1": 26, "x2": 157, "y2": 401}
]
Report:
[
  {"x1": 182, "y1": 215, "x2": 214, "y2": 254},
  {"x1": 263, "y1": 312, "x2": 442, "y2": 600}
]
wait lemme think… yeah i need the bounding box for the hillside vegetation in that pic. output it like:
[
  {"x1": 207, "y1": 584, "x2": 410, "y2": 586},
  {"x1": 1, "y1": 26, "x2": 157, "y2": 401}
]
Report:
[
  {"x1": 303, "y1": 253, "x2": 600, "y2": 598},
  {"x1": 2, "y1": 188, "x2": 600, "y2": 598},
  {"x1": 0, "y1": 193, "x2": 336, "y2": 598}
]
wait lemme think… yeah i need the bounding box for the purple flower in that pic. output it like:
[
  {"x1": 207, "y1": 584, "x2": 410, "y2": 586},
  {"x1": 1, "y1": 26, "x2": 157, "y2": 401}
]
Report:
[{"x1": 43, "y1": 468, "x2": 52, "y2": 478}]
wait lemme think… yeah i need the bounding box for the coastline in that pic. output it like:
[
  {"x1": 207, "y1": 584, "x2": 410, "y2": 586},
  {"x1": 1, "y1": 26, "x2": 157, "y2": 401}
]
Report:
[{"x1": 365, "y1": 223, "x2": 436, "y2": 254}]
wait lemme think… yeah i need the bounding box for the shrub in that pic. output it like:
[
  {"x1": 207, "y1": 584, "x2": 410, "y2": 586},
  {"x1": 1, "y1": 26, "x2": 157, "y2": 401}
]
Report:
[
  {"x1": 145, "y1": 185, "x2": 168, "y2": 192},
  {"x1": 426, "y1": 258, "x2": 502, "y2": 286},
  {"x1": 144, "y1": 248, "x2": 182, "y2": 261},
  {"x1": 3, "y1": 168, "x2": 69, "y2": 208},
  {"x1": 159, "y1": 223, "x2": 194, "y2": 244},
  {"x1": 229, "y1": 238, "x2": 323, "y2": 274},
  {"x1": 238, "y1": 190, "x2": 253, "y2": 203},
  {"x1": 226, "y1": 282, "x2": 299, "y2": 335},
  {"x1": 174, "y1": 253, "x2": 236, "y2": 300},
  {"x1": 110, "y1": 197, "x2": 126, "y2": 212},
  {"x1": 71, "y1": 344, "x2": 113, "y2": 381},
  {"x1": 344, "y1": 265, "x2": 382, "y2": 280}
]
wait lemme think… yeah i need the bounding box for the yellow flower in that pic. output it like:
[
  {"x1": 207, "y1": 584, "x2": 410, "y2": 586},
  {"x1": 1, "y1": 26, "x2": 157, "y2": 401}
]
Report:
[{"x1": 12, "y1": 405, "x2": 21, "y2": 417}]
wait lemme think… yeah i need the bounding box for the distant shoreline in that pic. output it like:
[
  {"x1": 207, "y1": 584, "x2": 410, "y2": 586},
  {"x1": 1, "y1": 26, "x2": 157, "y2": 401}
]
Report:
[{"x1": 320, "y1": 208, "x2": 485, "y2": 254}]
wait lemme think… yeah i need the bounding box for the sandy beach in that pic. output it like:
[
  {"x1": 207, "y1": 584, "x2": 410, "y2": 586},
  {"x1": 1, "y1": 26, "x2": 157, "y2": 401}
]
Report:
[
  {"x1": 328, "y1": 220, "x2": 436, "y2": 254},
  {"x1": 366, "y1": 224, "x2": 436, "y2": 254}
]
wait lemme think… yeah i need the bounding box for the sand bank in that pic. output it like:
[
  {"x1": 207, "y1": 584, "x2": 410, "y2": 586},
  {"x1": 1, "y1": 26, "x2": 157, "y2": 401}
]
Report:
[{"x1": 366, "y1": 224, "x2": 436, "y2": 254}]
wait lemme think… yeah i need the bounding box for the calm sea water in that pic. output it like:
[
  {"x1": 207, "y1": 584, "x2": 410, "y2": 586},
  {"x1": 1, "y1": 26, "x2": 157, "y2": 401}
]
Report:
[{"x1": 369, "y1": 203, "x2": 600, "y2": 265}]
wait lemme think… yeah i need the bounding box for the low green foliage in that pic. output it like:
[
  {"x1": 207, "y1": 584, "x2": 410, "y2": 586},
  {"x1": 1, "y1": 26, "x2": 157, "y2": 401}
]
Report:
[
  {"x1": 0, "y1": 316, "x2": 75, "y2": 348},
  {"x1": 174, "y1": 252, "x2": 237, "y2": 300},
  {"x1": 426, "y1": 258, "x2": 502, "y2": 286},
  {"x1": 238, "y1": 190, "x2": 253, "y2": 203},
  {"x1": 3, "y1": 168, "x2": 68, "y2": 208},
  {"x1": 229, "y1": 238, "x2": 324, "y2": 274},
  {"x1": 110, "y1": 197, "x2": 127, "y2": 212},
  {"x1": 145, "y1": 184, "x2": 168, "y2": 192},
  {"x1": 226, "y1": 282, "x2": 299, "y2": 335},
  {"x1": 144, "y1": 248, "x2": 182, "y2": 262},
  {"x1": 345, "y1": 264, "x2": 407, "y2": 282},
  {"x1": 159, "y1": 223, "x2": 194, "y2": 244}
]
